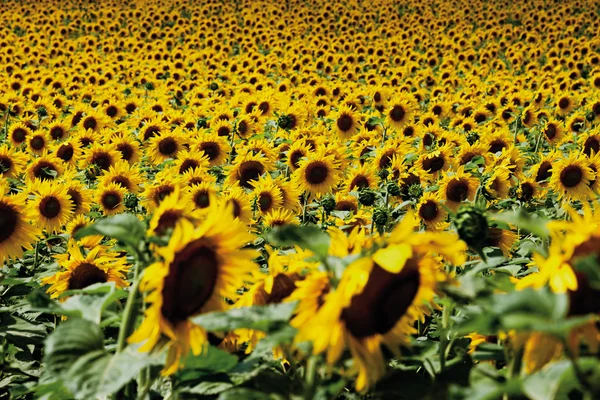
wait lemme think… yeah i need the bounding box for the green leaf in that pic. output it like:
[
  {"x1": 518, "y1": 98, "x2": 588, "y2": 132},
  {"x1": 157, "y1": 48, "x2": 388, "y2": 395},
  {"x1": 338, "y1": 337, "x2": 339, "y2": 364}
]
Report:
[
  {"x1": 522, "y1": 360, "x2": 571, "y2": 400},
  {"x1": 74, "y1": 213, "x2": 145, "y2": 249},
  {"x1": 218, "y1": 388, "x2": 275, "y2": 400},
  {"x1": 191, "y1": 302, "x2": 297, "y2": 332},
  {"x1": 182, "y1": 345, "x2": 238, "y2": 372},
  {"x1": 492, "y1": 209, "x2": 549, "y2": 239},
  {"x1": 59, "y1": 283, "x2": 127, "y2": 324},
  {"x1": 44, "y1": 319, "x2": 104, "y2": 376},
  {"x1": 266, "y1": 224, "x2": 330, "y2": 259}
]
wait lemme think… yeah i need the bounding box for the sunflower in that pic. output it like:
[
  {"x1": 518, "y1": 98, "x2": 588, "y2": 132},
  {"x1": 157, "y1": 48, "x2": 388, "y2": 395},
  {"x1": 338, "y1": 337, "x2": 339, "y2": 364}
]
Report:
[
  {"x1": 415, "y1": 144, "x2": 453, "y2": 181},
  {"x1": 484, "y1": 165, "x2": 511, "y2": 199},
  {"x1": 251, "y1": 175, "x2": 284, "y2": 216},
  {"x1": 26, "y1": 153, "x2": 64, "y2": 182},
  {"x1": 0, "y1": 192, "x2": 41, "y2": 265},
  {"x1": 53, "y1": 139, "x2": 83, "y2": 169},
  {"x1": 549, "y1": 154, "x2": 594, "y2": 201},
  {"x1": 288, "y1": 271, "x2": 331, "y2": 328},
  {"x1": 286, "y1": 139, "x2": 309, "y2": 172},
  {"x1": 334, "y1": 192, "x2": 359, "y2": 213},
  {"x1": 27, "y1": 131, "x2": 50, "y2": 156},
  {"x1": 110, "y1": 134, "x2": 141, "y2": 164},
  {"x1": 148, "y1": 130, "x2": 184, "y2": 165},
  {"x1": 221, "y1": 185, "x2": 253, "y2": 223},
  {"x1": 296, "y1": 216, "x2": 465, "y2": 391},
  {"x1": 172, "y1": 150, "x2": 210, "y2": 175},
  {"x1": 78, "y1": 109, "x2": 108, "y2": 132},
  {"x1": 385, "y1": 95, "x2": 416, "y2": 130},
  {"x1": 148, "y1": 186, "x2": 195, "y2": 236},
  {"x1": 516, "y1": 179, "x2": 541, "y2": 202},
  {"x1": 345, "y1": 164, "x2": 378, "y2": 193},
  {"x1": 294, "y1": 150, "x2": 341, "y2": 199},
  {"x1": 0, "y1": 145, "x2": 28, "y2": 179},
  {"x1": 235, "y1": 114, "x2": 256, "y2": 139},
  {"x1": 541, "y1": 118, "x2": 565, "y2": 145},
  {"x1": 64, "y1": 178, "x2": 93, "y2": 215},
  {"x1": 97, "y1": 160, "x2": 143, "y2": 193},
  {"x1": 225, "y1": 153, "x2": 272, "y2": 189},
  {"x1": 128, "y1": 204, "x2": 257, "y2": 375},
  {"x1": 142, "y1": 173, "x2": 185, "y2": 212},
  {"x1": 65, "y1": 215, "x2": 103, "y2": 249},
  {"x1": 8, "y1": 122, "x2": 32, "y2": 147},
  {"x1": 438, "y1": 167, "x2": 479, "y2": 211},
  {"x1": 186, "y1": 182, "x2": 218, "y2": 212},
  {"x1": 81, "y1": 143, "x2": 121, "y2": 173},
  {"x1": 192, "y1": 131, "x2": 231, "y2": 167},
  {"x1": 30, "y1": 182, "x2": 74, "y2": 233},
  {"x1": 42, "y1": 241, "x2": 129, "y2": 299},
  {"x1": 96, "y1": 182, "x2": 127, "y2": 216},
  {"x1": 484, "y1": 227, "x2": 517, "y2": 256},
  {"x1": 555, "y1": 94, "x2": 576, "y2": 116},
  {"x1": 333, "y1": 105, "x2": 361, "y2": 140},
  {"x1": 263, "y1": 208, "x2": 299, "y2": 228},
  {"x1": 416, "y1": 192, "x2": 448, "y2": 230}
]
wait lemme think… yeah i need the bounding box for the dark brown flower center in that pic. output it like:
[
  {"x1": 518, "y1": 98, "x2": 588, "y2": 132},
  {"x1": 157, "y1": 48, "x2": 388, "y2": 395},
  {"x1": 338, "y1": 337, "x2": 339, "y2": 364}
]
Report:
[
  {"x1": 117, "y1": 143, "x2": 134, "y2": 161},
  {"x1": 83, "y1": 116, "x2": 98, "y2": 130},
  {"x1": 33, "y1": 161, "x2": 58, "y2": 181},
  {"x1": 158, "y1": 137, "x2": 177, "y2": 155},
  {"x1": 520, "y1": 183, "x2": 534, "y2": 201},
  {"x1": 68, "y1": 262, "x2": 108, "y2": 290},
  {"x1": 57, "y1": 144, "x2": 74, "y2": 161},
  {"x1": 535, "y1": 162, "x2": 552, "y2": 182},
  {"x1": 238, "y1": 120, "x2": 248, "y2": 136},
  {"x1": 389, "y1": 105, "x2": 406, "y2": 122},
  {"x1": 102, "y1": 192, "x2": 121, "y2": 209},
  {"x1": 544, "y1": 124, "x2": 557, "y2": 139},
  {"x1": 40, "y1": 197, "x2": 61, "y2": 218},
  {"x1": 154, "y1": 186, "x2": 174, "y2": 204},
  {"x1": 200, "y1": 142, "x2": 219, "y2": 161},
  {"x1": 349, "y1": 175, "x2": 369, "y2": 191},
  {"x1": 489, "y1": 139, "x2": 507, "y2": 154},
  {"x1": 161, "y1": 241, "x2": 219, "y2": 324},
  {"x1": 31, "y1": 136, "x2": 45, "y2": 150},
  {"x1": 342, "y1": 259, "x2": 420, "y2": 338},
  {"x1": 558, "y1": 97, "x2": 570, "y2": 110},
  {"x1": 12, "y1": 128, "x2": 27, "y2": 143},
  {"x1": 239, "y1": 161, "x2": 264, "y2": 188},
  {"x1": 305, "y1": 161, "x2": 329, "y2": 185},
  {"x1": 258, "y1": 193, "x2": 273, "y2": 212},
  {"x1": 194, "y1": 191, "x2": 211, "y2": 208},
  {"x1": 0, "y1": 202, "x2": 18, "y2": 243},
  {"x1": 289, "y1": 150, "x2": 305, "y2": 169},
  {"x1": 422, "y1": 155, "x2": 445, "y2": 172},
  {"x1": 419, "y1": 200, "x2": 438, "y2": 221},
  {"x1": 67, "y1": 189, "x2": 82, "y2": 212},
  {"x1": 179, "y1": 159, "x2": 199, "y2": 173},
  {"x1": 92, "y1": 152, "x2": 111, "y2": 171},
  {"x1": 155, "y1": 210, "x2": 182, "y2": 235},
  {"x1": 0, "y1": 156, "x2": 13, "y2": 173},
  {"x1": 560, "y1": 165, "x2": 583, "y2": 188},
  {"x1": 337, "y1": 114, "x2": 354, "y2": 132},
  {"x1": 143, "y1": 126, "x2": 161, "y2": 141},
  {"x1": 446, "y1": 179, "x2": 469, "y2": 203},
  {"x1": 584, "y1": 137, "x2": 600, "y2": 157},
  {"x1": 106, "y1": 105, "x2": 118, "y2": 117},
  {"x1": 50, "y1": 126, "x2": 65, "y2": 140}
]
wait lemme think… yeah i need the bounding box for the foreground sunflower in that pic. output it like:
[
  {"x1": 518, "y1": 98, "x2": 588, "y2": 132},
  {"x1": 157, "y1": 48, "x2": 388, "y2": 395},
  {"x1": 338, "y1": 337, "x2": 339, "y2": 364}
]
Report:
[
  {"x1": 129, "y1": 203, "x2": 257, "y2": 375},
  {"x1": 0, "y1": 192, "x2": 41, "y2": 265},
  {"x1": 42, "y1": 241, "x2": 129, "y2": 299},
  {"x1": 295, "y1": 215, "x2": 465, "y2": 391}
]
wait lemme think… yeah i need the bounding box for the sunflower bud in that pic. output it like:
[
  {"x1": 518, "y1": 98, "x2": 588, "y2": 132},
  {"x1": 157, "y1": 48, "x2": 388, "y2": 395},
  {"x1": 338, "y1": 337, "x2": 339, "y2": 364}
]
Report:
[
  {"x1": 373, "y1": 207, "x2": 389, "y2": 231},
  {"x1": 387, "y1": 181, "x2": 401, "y2": 197},
  {"x1": 586, "y1": 112, "x2": 596, "y2": 122},
  {"x1": 466, "y1": 131, "x2": 480, "y2": 145},
  {"x1": 358, "y1": 188, "x2": 376, "y2": 206},
  {"x1": 209, "y1": 82, "x2": 219, "y2": 91},
  {"x1": 407, "y1": 183, "x2": 423, "y2": 200},
  {"x1": 454, "y1": 205, "x2": 489, "y2": 252},
  {"x1": 320, "y1": 194, "x2": 336, "y2": 213},
  {"x1": 378, "y1": 169, "x2": 390, "y2": 180},
  {"x1": 277, "y1": 114, "x2": 294, "y2": 130},
  {"x1": 124, "y1": 192, "x2": 139, "y2": 209}
]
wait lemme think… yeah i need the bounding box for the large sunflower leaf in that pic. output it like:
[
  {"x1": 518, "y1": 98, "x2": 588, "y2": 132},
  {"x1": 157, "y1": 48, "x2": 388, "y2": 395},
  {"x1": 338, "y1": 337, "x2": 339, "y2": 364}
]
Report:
[
  {"x1": 74, "y1": 213, "x2": 146, "y2": 249},
  {"x1": 266, "y1": 224, "x2": 330, "y2": 259},
  {"x1": 191, "y1": 302, "x2": 297, "y2": 332}
]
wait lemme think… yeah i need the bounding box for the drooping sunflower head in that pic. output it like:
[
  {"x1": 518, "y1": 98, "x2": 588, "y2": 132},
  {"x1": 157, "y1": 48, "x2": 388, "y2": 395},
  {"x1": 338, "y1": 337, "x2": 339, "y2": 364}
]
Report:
[{"x1": 128, "y1": 205, "x2": 257, "y2": 375}]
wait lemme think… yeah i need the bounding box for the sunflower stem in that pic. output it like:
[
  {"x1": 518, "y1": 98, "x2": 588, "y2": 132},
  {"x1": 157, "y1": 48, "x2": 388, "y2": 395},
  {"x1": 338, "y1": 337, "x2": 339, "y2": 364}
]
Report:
[
  {"x1": 116, "y1": 260, "x2": 141, "y2": 353},
  {"x1": 304, "y1": 355, "x2": 318, "y2": 399},
  {"x1": 563, "y1": 339, "x2": 594, "y2": 394}
]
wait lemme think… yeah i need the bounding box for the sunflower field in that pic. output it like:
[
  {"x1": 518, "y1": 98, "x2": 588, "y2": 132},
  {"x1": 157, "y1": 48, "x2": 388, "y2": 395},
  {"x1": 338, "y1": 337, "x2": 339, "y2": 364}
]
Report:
[{"x1": 1, "y1": 0, "x2": 600, "y2": 399}]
